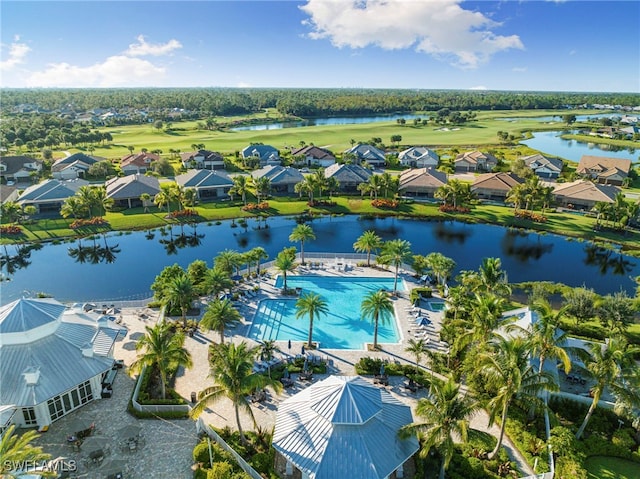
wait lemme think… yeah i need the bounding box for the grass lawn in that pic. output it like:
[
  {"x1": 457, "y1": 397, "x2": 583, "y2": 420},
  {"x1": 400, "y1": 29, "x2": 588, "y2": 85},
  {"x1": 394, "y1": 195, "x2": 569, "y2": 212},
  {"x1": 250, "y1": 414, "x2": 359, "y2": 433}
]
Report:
[
  {"x1": 585, "y1": 456, "x2": 640, "y2": 479},
  {"x1": 45, "y1": 109, "x2": 599, "y2": 160}
]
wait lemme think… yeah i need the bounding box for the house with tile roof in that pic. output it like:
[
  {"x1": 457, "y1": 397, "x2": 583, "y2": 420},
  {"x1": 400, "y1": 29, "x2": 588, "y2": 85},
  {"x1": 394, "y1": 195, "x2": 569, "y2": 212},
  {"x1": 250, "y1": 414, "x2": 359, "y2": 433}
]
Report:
[
  {"x1": 180, "y1": 150, "x2": 225, "y2": 170},
  {"x1": 398, "y1": 168, "x2": 447, "y2": 198},
  {"x1": 120, "y1": 152, "x2": 160, "y2": 175},
  {"x1": 0, "y1": 156, "x2": 43, "y2": 184},
  {"x1": 241, "y1": 144, "x2": 281, "y2": 167},
  {"x1": 398, "y1": 147, "x2": 439, "y2": 168},
  {"x1": 471, "y1": 172, "x2": 524, "y2": 202},
  {"x1": 17, "y1": 178, "x2": 88, "y2": 214},
  {"x1": 576, "y1": 155, "x2": 632, "y2": 186},
  {"x1": 324, "y1": 163, "x2": 373, "y2": 193},
  {"x1": 175, "y1": 169, "x2": 233, "y2": 201},
  {"x1": 552, "y1": 180, "x2": 620, "y2": 210},
  {"x1": 454, "y1": 150, "x2": 498, "y2": 173},
  {"x1": 290, "y1": 145, "x2": 336, "y2": 168},
  {"x1": 343, "y1": 144, "x2": 386, "y2": 167},
  {"x1": 252, "y1": 165, "x2": 304, "y2": 194},
  {"x1": 105, "y1": 174, "x2": 160, "y2": 209},
  {"x1": 51, "y1": 153, "x2": 101, "y2": 180},
  {"x1": 521, "y1": 154, "x2": 564, "y2": 179},
  {"x1": 0, "y1": 298, "x2": 124, "y2": 429}
]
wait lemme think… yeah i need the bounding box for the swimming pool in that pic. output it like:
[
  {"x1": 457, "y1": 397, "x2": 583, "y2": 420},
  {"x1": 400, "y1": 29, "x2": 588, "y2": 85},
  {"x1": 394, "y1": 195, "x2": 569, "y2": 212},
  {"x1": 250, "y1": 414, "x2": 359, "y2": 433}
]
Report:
[
  {"x1": 248, "y1": 276, "x2": 403, "y2": 349},
  {"x1": 427, "y1": 301, "x2": 447, "y2": 312}
]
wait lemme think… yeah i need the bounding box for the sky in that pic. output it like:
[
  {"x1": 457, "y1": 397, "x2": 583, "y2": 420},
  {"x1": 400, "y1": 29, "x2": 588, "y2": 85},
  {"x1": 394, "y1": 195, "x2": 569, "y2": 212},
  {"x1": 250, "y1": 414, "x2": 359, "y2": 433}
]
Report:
[{"x1": 1, "y1": 0, "x2": 639, "y2": 92}]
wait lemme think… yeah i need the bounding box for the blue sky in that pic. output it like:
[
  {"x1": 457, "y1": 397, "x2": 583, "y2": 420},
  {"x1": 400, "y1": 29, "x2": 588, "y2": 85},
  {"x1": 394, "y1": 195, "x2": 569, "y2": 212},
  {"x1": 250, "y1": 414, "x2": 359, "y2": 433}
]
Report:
[{"x1": 1, "y1": 0, "x2": 638, "y2": 92}]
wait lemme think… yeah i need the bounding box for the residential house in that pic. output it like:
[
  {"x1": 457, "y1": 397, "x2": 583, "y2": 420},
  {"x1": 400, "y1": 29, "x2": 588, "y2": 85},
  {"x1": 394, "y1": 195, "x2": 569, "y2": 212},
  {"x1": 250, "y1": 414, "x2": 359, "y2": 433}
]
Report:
[
  {"x1": 175, "y1": 169, "x2": 233, "y2": 201},
  {"x1": 521, "y1": 154, "x2": 564, "y2": 179},
  {"x1": 290, "y1": 145, "x2": 336, "y2": 168},
  {"x1": 343, "y1": 143, "x2": 386, "y2": 167},
  {"x1": 398, "y1": 168, "x2": 447, "y2": 198},
  {"x1": 51, "y1": 153, "x2": 101, "y2": 180},
  {"x1": 180, "y1": 150, "x2": 225, "y2": 170},
  {"x1": 105, "y1": 174, "x2": 160, "y2": 209},
  {"x1": 251, "y1": 165, "x2": 304, "y2": 194},
  {"x1": 241, "y1": 144, "x2": 281, "y2": 167},
  {"x1": 324, "y1": 163, "x2": 372, "y2": 193},
  {"x1": 0, "y1": 185, "x2": 19, "y2": 205},
  {"x1": 272, "y1": 376, "x2": 419, "y2": 479},
  {"x1": 454, "y1": 150, "x2": 498, "y2": 173},
  {"x1": 576, "y1": 155, "x2": 632, "y2": 186},
  {"x1": 620, "y1": 125, "x2": 639, "y2": 138},
  {"x1": 471, "y1": 172, "x2": 524, "y2": 202},
  {"x1": 17, "y1": 178, "x2": 88, "y2": 214},
  {"x1": 398, "y1": 147, "x2": 439, "y2": 168},
  {"x1": 552, "y1": 180, "x2": 620, "y2": 210},
  {"x1": 0, "y1": 156, "x2": 43, "y2": 184},
  {"x1": 0, "y1": 298, "x2": 124, "y2": 429},
  {"x1": 120, "y1": 152, "x2": 160, "y2": 175}
]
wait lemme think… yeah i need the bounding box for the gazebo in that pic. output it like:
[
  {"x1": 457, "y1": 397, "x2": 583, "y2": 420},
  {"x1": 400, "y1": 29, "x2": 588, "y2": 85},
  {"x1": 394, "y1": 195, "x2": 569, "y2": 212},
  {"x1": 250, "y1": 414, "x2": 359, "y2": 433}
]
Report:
[{"x1": 272, "y1": 376, "x2": 419, "y2": 479}]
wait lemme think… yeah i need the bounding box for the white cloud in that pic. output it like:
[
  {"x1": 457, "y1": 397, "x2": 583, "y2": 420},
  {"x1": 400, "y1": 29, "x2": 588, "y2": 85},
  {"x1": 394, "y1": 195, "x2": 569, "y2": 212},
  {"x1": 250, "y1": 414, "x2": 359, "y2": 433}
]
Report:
[
  {"x1": 125, "y1": 35, "x2": 182, "y2": 57},
  {"x1": 0, "y1": 41, "x2": 31, "y2": 71},
  {"x1": 512, "y1": 66, "x2": 527, "y2": 72},
  {"x1": 26, "y1": 55, "x2": 165, "y2": 88},
  {"x1": 300, "y1": 0, "x2": 523, "y2": 68},
  {"x1": 469, "y1": 85, "x2": 488, "y2": 90}
]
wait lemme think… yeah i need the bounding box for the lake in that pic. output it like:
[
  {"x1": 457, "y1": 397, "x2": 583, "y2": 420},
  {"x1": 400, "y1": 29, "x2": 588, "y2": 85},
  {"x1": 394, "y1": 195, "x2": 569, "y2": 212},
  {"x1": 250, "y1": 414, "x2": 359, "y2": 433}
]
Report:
[
  {"x1": 521, "y1": 130, "x2": 637, "y2": 163},
  {"x1": 1, "y1": 216, "x2": 637, "y2": 305},
  {"x1": 230, "y1": 113, "x2": 426, "y2": 131}
]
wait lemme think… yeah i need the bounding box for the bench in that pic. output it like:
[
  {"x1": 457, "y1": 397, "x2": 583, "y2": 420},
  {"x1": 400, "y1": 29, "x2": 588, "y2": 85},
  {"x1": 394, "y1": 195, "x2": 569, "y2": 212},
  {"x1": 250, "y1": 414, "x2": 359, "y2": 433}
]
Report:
[{"x1": 102, "y1": 367, "x2": 118, "y2": 387}]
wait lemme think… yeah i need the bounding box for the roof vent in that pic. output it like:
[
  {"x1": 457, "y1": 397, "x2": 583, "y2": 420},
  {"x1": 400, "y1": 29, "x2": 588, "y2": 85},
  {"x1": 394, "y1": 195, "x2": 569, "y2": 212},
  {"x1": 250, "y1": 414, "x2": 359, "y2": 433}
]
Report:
[
  {"x1": 81, "y1": 342, "x2": 94, "y2": 357},
  {"x1": 23, "y1": 366, "x2": 40, "y2": 386}
]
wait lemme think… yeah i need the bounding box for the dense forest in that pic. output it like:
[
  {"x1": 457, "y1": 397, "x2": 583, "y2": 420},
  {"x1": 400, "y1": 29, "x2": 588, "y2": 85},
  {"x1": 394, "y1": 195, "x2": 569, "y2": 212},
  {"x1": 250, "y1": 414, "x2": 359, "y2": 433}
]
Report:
[{"x1": 2, "y1": 88, "x2": 639, "y2": 117}]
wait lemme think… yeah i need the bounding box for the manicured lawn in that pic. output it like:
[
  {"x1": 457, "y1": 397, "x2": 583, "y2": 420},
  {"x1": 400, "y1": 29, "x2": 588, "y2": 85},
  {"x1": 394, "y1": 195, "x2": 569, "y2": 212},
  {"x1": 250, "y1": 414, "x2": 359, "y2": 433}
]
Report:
[{"x1": 585, "y1": 456, "x2": 640, "y2": 479}]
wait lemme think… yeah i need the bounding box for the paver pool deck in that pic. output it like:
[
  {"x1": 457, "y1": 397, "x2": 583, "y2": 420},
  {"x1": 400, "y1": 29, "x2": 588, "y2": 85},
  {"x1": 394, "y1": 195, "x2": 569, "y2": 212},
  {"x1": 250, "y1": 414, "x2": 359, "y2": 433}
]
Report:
[{"x1": 33, "y1": 263, "x2": 535, "y2": 478}]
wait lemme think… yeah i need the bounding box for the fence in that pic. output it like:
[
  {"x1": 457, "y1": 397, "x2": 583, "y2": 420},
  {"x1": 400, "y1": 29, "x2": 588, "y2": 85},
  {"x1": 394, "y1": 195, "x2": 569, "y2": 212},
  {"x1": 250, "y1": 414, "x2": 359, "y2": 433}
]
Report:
[
  {"x1": 196, "y1": 418, "x2": 263, "y2": 479},
  {"x1": 130, "y1": 366, "x2": 191, "y2": 415}
]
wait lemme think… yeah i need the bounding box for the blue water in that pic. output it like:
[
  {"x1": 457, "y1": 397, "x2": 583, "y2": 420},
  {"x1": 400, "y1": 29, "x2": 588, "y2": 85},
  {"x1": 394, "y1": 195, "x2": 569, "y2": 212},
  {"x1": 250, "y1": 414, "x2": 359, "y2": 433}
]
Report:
[
  {"x1": 521, "y1": 130, "x2": 636, "y2": 163},
  {"x1": 230, "y1": 113, "x2": 425, "y2": 131},
  {"x1": 247, "y1": 276, "x2": 402, "y2": 349}
]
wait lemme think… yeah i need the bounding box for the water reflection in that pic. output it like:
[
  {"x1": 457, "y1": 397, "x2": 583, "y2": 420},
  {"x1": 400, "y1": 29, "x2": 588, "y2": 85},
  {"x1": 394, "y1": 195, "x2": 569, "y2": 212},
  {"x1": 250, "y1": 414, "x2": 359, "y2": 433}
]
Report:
[
  {"x1": 1, "y1": 243, "x2": 42, "y2": 278},
  {"x1": 501, "y1": 229, "x2": 553, "y2": 262},
  {"x1": 158, "y1": 223, "x2": 204, "y2": 255},
  {"x1": 583, "y1": 244, "x2": 636, "y2": 275},
  {"x1": 433, "y1": 222, "x2": 471, "y2": 244},
  {"x1": 67, "y1": 235, "x2": 121, "y2": 264}
]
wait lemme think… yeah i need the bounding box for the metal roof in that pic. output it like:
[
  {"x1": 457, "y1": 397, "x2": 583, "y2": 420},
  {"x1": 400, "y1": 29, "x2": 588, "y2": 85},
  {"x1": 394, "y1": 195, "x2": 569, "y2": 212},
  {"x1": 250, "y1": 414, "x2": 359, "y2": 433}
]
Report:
[
  {"x1": 273, "y1": 376, "x2": 419, "y2": 479},
  {"x1": 0, "y1": 298, "x2": 66, "y2": 334}
]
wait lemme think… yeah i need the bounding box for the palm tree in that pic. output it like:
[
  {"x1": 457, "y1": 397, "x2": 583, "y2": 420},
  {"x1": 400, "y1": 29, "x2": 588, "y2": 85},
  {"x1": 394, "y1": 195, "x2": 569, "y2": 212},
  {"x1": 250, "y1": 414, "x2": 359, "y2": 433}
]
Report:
[
  {"x1": 574, "y1": 338, "x2": 640, "y2": 439},
  {"x1": 399, "y1": 377, "x2": 480, "y2": 479},
  {"x1": 253, "y1": 176, "x2": 271, "y2": 202},
  {"x1": 506, "y1": 183, "x2": 528, "y2": 214},
  {"x1": 60, "y1": 196, "x2": 88, "y2": 220},
  {"x1": 231, "y1": 175, "x2": 250, "y2": 205},
  {"x1": 477, "y1": 257, "x2": 511, "y2": 298},
  {"x1": 361, "y1": 290, "x2": 394, "y2": 349},
  {"x1": 353, "y1": 230, "x2": 382, "y2": 267},
  {"x1": 295, "y1": 292, "x2": 329, "y2": 348},
  {"x1": 425, "y1": 252, "x2": 456, "y2": 287},
  {"x1": 204, "y1": 267, "x2": 234, "y2": 297},
  {"x1": 190, "y1": 341, "x2": 282, "y2": 445},
  {"x1": 200, "y1": 298, "x2": 242, "y2": 343},
  {"x1": 251, "y1": 246, "x2": 268, "y2": 275},
  {"x1": 259, "y1": 340, "x2": 280, "y2": 378},
  {"x1": 153, "y1": 189, "x2": 171, "y2": 215},
  {"x1": 274, "y1": 247, "x2": 297, "y2": 291},
  {"x1": 478, "y1": 336, "x2": 553, "y2": 459},
  {"x1": 0, "y1": 425, "x2": 53, "y2": 478},
  {"x1": 164, "y1": 273, "x2": 196, "y2": 327},
  {"x1": 289, "y1": 223, "x2": 315, "y2": 265},
  {"x1": 405, "y1": 338, "x2": 429, "y2": 374},
  {"x1": 525, "y1": 300, "x2": 572, "y2": 376},
  {"x1": 367, "y1": 174, "x2": 383, "y2": 199},
  {"x1": 130, "y1": 322, "x2": 192, "y2": 399},
  {"x1": 380, "y1": 239, "x2": 412, "y2": 292},
  {"x1": 215, "y1": 249, "x2": 242, "y2": 276},
  {"x1": 140, "y1": 193, "x2": 152, "y2": 213}
]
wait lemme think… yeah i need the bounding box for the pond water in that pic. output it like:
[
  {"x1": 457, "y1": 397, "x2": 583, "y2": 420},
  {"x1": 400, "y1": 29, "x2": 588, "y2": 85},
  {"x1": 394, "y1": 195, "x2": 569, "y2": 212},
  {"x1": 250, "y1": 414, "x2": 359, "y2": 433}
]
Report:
[
  {"x1": 230, "y1": 113, "x2": 426, "y2": 131},
  {"x1": 1, "y1": 216, "x2": 637, "y2": 305},
  {"x1": 521, "y1": 130, "x2": 637, "y2": 163}
]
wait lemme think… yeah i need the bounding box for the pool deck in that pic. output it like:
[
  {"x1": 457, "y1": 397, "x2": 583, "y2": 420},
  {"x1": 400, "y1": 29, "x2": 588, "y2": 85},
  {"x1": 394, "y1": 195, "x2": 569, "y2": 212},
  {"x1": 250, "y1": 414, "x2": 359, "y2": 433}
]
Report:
[{"x1": 32, "y1": 263, "x2": 535, "y2": 478}]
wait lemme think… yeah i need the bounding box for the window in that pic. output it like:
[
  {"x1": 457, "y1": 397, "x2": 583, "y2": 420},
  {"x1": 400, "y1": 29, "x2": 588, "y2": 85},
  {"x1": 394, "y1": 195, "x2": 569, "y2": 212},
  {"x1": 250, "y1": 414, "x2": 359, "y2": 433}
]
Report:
[
  {"x1": 22, "y1": 408, "x2": 37, "y2": 426},
  {"x1": 47, "y1": 396, "x2": 64, "y2": 421},
  {"x1": 78, "y1": 380, "x2": 93, "y2": 404}
]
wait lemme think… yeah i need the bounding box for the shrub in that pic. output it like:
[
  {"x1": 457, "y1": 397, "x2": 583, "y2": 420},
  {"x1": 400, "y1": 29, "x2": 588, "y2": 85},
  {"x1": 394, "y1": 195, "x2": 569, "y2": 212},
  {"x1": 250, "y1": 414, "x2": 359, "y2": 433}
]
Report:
[
  {"x1": 439, "y1": 204, "x2": 471, "y2": 214},
  {"x1": 193, "y1": 440, "x2": 213, "y2": 468},
  {"x1": 308, "y1": 200, "x2": 336, "y2": 207},
  {"x1": 514, "y1": 210, "x2": 547, "y2": 223},
  {"x1": 249, "y1": 452, "x2": 271, "y2": 474},
  {"x1": 208, "y1": 462, "x2": 234, "y2": 479},
  {"x1": 69, "y1": 217, "x2": 109, "y2": 229},
  {"x1": 371, "y1": 198, "x2": 399, "y2": 209},
  {"x1": 242, "y1": 202, "x2": 269, "y2": 211},
  {"x1": 0, "y1": 225, "x2": 22, "y2": 235}
]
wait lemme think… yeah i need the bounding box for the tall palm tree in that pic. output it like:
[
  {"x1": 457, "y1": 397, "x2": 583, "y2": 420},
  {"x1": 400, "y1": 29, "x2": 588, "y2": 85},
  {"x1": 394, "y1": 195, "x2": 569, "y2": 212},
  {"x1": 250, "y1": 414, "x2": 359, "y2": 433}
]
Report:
[
  {"x1": 574, "y1": 338, "x2": 640, "y2": 439},
  {"x1": 164, "y1": 273, "x2": 196, "y2": 327},
  {"x1": 259, "y1": 340, "x2": 280, "y2": 378},
  {"x1": 405, "y1": 338, "x2": 428, "y2": 374},
  {"x1": 367, "y1": 174, "x2": 383, "y2": 199},
  {"x1": 231, "y1": 175, "x2": 250, "y2": 205},
  {"x1": 153, "y1": 189, "x2": 171, "y2": 215},
  {"x1": 130, "y1": 322, "x2": 192, "y2": 399},
  {"x1": 251, "y1": 246, "x2": 268, "y2": 275},
  {"x1": 204, "y1": 267, "x2": 234, "y2": 297},
  {"x1": 295, "y1": 292, "x2": 329, "y2": 348},
  {"x1": 190, "y1": 342, "x2": 282, "y2": 445},
  {"x1": 0, "y1": 425, "x2": 53, "y2": 478},
  {"x1": 289, "y1": 223, "x2": 315, "y2": 265},
  {"x1": 60, "y1": 196, "x2": 88, "y2": 220},
  {"x1": 506, "y1": 183, "x2": 528, "y2": 214},
  {"x1": 215, "y1": 249, "x2": 242, "y2": 276},
  {"x1": 253, "y1": 176, "x2": 271, "y2": 203},
  {"x1": 380, "y1": 239, "x2": 412, "y2": 292},
  {"x1": 425, "y1": 252, "x2": 456, "y2": 287},
  {"x1": 140, "y1": 193, "x2": 152, "y2": 213},
  {"x1": 477, "y1": 257, "x2": 511, "y2": 298},
  {"x1": 478, "y1": 336, "x2": 553, "y2": 459},
  {"x1": 274, "y1": 247, "x2": 297, "y2": 291},
  {"x1": 353, "y1": 230, "x2": 382, "y2": 267},
  {"x1": 361, "y1": 290, "x2": 394, "y2": 349},
  {"x1": 399, "y1": 377, "x2": 480, "y2": 479},
  {"x1": 200, "y1": 298, "x2": 242, "y2": 343}
]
